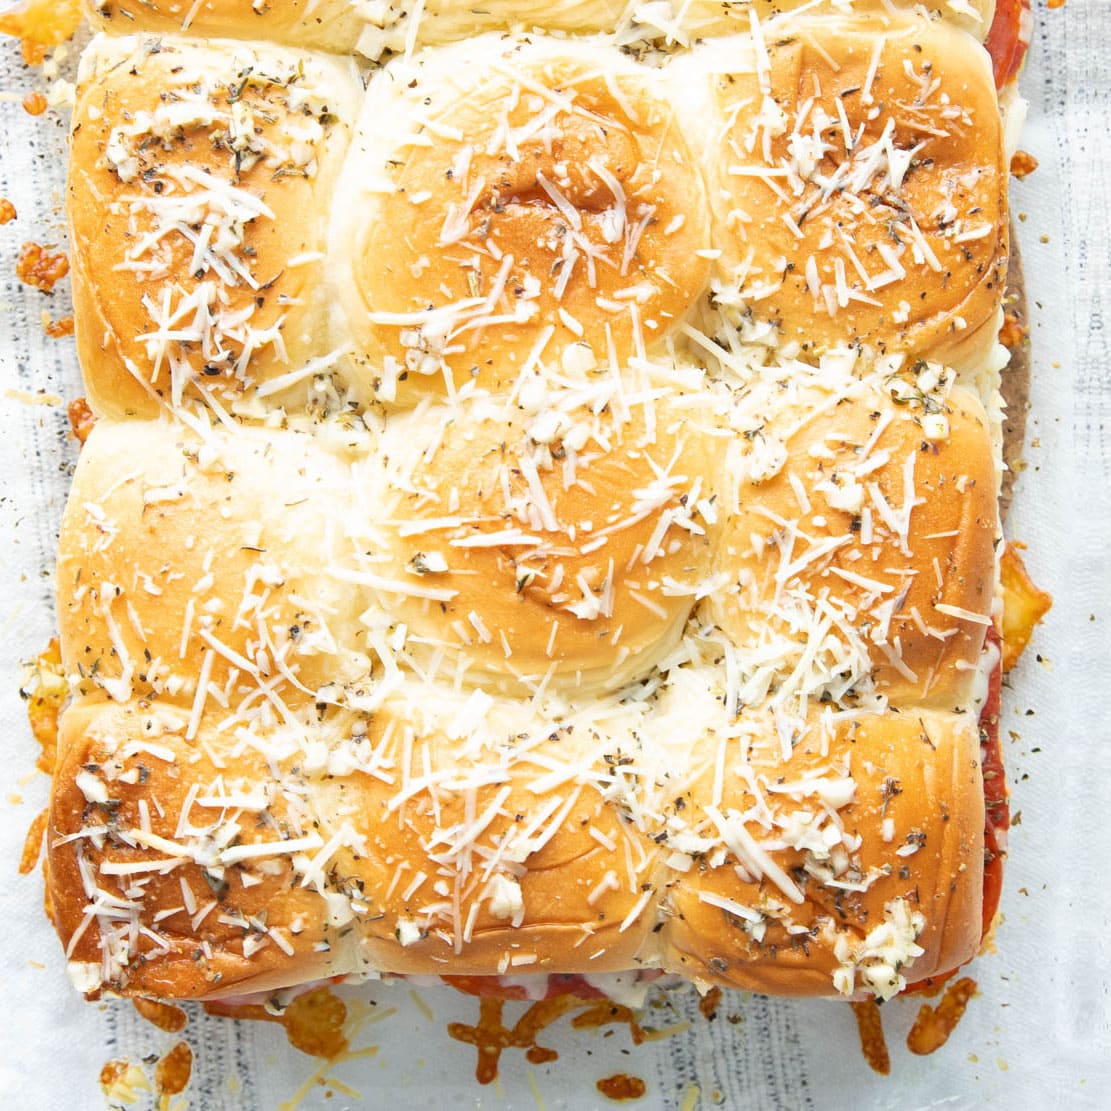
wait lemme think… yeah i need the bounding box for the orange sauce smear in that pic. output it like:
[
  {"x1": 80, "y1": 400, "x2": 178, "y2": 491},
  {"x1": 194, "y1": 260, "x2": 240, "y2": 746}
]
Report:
[
  {"x1": 21, "y1": 638, "x2": 64, "y2": 775},
  {"x1": 907, "y1": 978, "x2": 979, "y2": 1057},
  {"x1": 571, "y1": 999, "x2": 646, "y2": 1045},
  {"x1": 447, "y1": 991, "x2": 653, "y2": 1084},
  {"x1": 19, "y1": 808, "x2": 49, "y2": 876},
  {"x1": 597, "y1": 1074, "x2": 647, "y2": 1101},
  {"x1": 67, "y1": 396, "x2": 95, "y2": 444},
  {"x1": 205, "y1": 987, "x2": 349, "y2": 1060},
  {"x1": 99, "y1": 1059, "x2": 131, "y2": 1091},
  {"x1": 698, "y1": 987, "x2": 722, "y2": 1021},
  {"x1": 134, "y1": 998, "x2": 189, "y2": 1034},
  {"x1": 0, "y1": 0, "x2": 83, "y2": 65},
  {"x1": 448, "y1": 995, "x2": 584, "y2": 1084},
  {"x1": 154, "y1": 1041, "x2": 193, "y2": 1098},
  {"x1": 16, "y1": 242, "x2": 69, "y2": 293},
  {"x1": 1000, "y1": 544, "x2": 1053, "y2": 673},
  {"x1": 852, "y1": 978, "x2": 979, "y2": 1070},
  {"x1": 849, "y1": 1001, "x2": 891, "y2": 1076},
  {"x1": 998, "y1": 310, "x2": 1027, "y2": 351}
]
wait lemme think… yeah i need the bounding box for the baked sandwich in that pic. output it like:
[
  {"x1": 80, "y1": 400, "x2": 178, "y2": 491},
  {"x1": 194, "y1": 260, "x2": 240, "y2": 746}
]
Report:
[{"x1": 49, "y1": 0, "x2": 1021, "y2": 1007}]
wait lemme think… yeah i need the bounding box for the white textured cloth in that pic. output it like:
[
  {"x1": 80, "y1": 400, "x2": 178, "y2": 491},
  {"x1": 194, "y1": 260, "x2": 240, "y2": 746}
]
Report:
[{"x1": 0, "y1": 4, "x2": 1107, "y2": 1107}]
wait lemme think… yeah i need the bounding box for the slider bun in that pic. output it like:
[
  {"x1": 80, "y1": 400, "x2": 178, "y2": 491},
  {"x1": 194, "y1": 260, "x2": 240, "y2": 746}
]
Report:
[
  {"x1": 87, "y1": 0, "x2": 368, "y2": 53},
  {"x1": 330, "y1": 35, "x2": 711, "y2": 404},
  {"x1": 68, "y1": 34, "x2": 361, "y2": 419},
  {"x1": 711, "y1": 382, "x2": 998, "y2": 708},
  {"x1": 682, "y1": 11, "x2": 1005, "y2": 371},
  {"x1": 56, "y1": 419, "x2": 367, "y2": 706},
  {"x1": 315, "y1": 693, "x2": 660, "y2": 976},
  {"x1": 50, "y1": 696, "x2": 333, "y2": 1000},
  {"x1": 364, "y1": 394, "x2": 718, "y2": 691},
  {"x1": 659, "y1": 708, "x2": 985, "y2": 996}
]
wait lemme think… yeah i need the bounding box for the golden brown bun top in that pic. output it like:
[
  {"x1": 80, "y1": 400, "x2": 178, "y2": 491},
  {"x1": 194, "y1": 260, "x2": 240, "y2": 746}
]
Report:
[
  {"x1": 52, "y1": 348, "x2": 999, "y2": 1001},
  {"x1": 329, "y1": 19, "x2": 1006, "y2": 408},
  {"x1": 70, "y1": 16, "x2": 1006, "y2": 419},
  {"x1": 331, "y1": 35, "x2": 712, "y2": 404},
  {"x1": 360, "y1": 389, "x2": 719, "y2": 691},
  {"x1": 676, "y1": 10, "x2": 1006, "y2": 372},
  {"x1": 310, "y1": 690, "x2": 664, "y2": 977},
  {"x1": 56, "y1": 418, "x2": 368, "y2": 710},
  {"x1": 711, "y1": 378, "x2": 998, "y2": 710},
  {"x1": 659, "y1": 706, "x2": 985, "y2": 997},
  {"x1": 68, "y1": 33, "x2": 361, "y2": 419},
  {"x1": 51, "y1": 696, "x2": 337, "y2": 1000},
  {"x1": 50, "y1": 639, "x2": 989, "y2": 999}
]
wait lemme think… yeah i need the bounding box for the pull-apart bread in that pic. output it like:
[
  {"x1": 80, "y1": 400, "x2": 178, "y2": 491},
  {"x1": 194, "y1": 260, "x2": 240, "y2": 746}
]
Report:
[{"x1": 52, "y1": 0, "x2": 1014, "y2": 1005}]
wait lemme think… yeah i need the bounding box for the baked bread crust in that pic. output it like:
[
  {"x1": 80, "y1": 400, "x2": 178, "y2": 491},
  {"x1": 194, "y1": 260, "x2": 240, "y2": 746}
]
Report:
[
  {"x1": 711, "y1": 384, "x2": 998, "y2": 710},
  {"x1": 50, "y1": 2, "x2": 1010, "y2": 1004},
  {"x1": 661, "y1": 709, "x2": 985, "y2": 996},
  {"x1": 674, "y1": 11, "x2": 1007, "y2": 373},
  {"x1": 68, "y1": 33, "x2": 362, "y2": 418},
  {"x1": 330, "y1": 35, "x2": 713, "y2": 403}
]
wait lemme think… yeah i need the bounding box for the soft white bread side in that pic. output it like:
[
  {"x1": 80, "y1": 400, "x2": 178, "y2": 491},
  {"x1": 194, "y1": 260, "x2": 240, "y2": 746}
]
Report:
[
  {"x1": 417, "y1": 0, "x2": 998, "y2": 45},
  {"x1": 86, "y1": 0, "x2": 370, "y2": 53},
  {"x1": 67, "y1": 34, "x2": 361, "y2": 419},
  {"x1": 85, "y1": 1, "x2": 998, "y2": 54}
]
